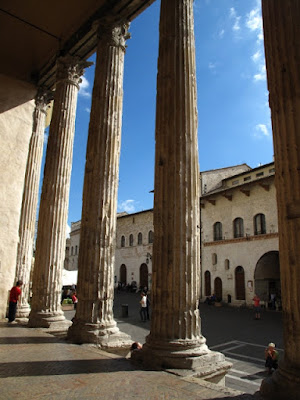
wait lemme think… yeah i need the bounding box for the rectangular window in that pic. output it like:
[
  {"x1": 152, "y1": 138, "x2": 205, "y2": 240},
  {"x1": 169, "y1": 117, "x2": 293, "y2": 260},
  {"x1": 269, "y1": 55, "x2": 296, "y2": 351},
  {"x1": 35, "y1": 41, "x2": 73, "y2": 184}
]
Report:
[
  {"x1": 244, "y1": 176, "x2": 251, "y2": 181},
  {"x1": 232, "y1": 180, "x2": 239, "y2": 185},
  {"x1": 269, "y1": 168, "x2": 275, "y2": 173},
  {"x1": 256, "y1": 172, "x2": 264, "y2": 177}
]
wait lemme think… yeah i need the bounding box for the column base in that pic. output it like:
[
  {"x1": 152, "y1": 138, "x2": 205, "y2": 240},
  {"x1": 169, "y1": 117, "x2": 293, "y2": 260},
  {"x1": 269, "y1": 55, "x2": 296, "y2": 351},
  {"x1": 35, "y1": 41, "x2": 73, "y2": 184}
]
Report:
[
  {"x1": 28, "y1": 311, "x2": 71, "y2": 334},
  {"x1": 16, "y1": 303, "x2": 31, "y2": 319},
  {"x1": 67, "y1": 318, "x2": 132, "y2": 350},
  {"x1": 131, "y1": 338, "x2": 232, "y2": 385},
  {"x1": 260, "y1": 362, "x2": 300, "y2": 400}
]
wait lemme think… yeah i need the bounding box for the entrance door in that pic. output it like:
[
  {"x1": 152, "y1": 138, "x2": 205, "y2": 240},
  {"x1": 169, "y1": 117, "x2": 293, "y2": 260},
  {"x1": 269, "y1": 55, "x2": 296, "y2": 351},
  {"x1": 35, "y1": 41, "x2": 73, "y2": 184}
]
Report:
[
  {"x1": 140, "y1": 263, "x2": 148, "y2": 289},
  {"x1": 235, "y1": 266, "x2": 245, "y2": 300},
  {"x1": 120, "y1": 264, "x2": 127, "y2": 285},
  {"x1": 204, "y1": 271, "x2": 211, "y2": 296},
  {"x1": 214, "y1": 277, "x2": 222, "y2": 301}
]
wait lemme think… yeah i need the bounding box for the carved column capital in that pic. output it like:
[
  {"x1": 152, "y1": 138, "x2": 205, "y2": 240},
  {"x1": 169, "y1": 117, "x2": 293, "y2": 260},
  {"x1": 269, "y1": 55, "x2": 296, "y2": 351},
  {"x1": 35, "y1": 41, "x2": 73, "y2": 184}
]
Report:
[
  {"x1": 97, "y1": 21, "x2": 131, "y2": 52},
  {"x1": 35, "y1": 88, "x2": 54, "y2": 113},
  {"x1": 56, "y1": 55, "x2": 93, "y2": 88}
]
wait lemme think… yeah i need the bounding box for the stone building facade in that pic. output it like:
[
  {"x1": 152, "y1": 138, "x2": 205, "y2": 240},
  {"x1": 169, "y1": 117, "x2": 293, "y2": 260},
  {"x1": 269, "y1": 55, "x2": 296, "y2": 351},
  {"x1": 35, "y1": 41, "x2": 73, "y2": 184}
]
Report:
[
  {"x1": 66, "y1": 162, "x2": 278, "y2": 308},
  {"x1": 200, "y1": 162, "x2": 279, "y2": 307},
  {"x1": 0, "y1": 1, "x2": 299, "y2": 397}
]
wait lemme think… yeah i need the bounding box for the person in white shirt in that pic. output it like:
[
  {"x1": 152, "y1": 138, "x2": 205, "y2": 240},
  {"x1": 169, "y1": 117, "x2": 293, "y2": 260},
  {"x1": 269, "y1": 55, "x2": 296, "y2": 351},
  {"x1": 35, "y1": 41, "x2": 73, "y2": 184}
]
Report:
[{"x1": 139, "y1": 292, "x2": 147, "y2": 322}]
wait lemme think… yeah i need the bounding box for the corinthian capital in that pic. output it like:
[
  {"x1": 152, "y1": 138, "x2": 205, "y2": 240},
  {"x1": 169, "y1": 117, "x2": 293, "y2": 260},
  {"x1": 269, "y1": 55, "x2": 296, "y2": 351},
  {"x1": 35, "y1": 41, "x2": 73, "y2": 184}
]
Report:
[
  {"x1": 97, "y1": 21, "x2": 131, "y2": 52},
  {"x1": 56, "y1": 55, "x2": 93, "y2": 88},
  {"x1": 35, "y1": 87, "x2": 54, "y2": 113}
]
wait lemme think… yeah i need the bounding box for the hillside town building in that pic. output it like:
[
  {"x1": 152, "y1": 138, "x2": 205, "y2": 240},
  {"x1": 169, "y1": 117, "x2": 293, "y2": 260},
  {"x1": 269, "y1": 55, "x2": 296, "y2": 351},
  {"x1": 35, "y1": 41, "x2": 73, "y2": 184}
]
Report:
[{"x1": 0, "y1": 1, "x2": 299, "y2": 398}]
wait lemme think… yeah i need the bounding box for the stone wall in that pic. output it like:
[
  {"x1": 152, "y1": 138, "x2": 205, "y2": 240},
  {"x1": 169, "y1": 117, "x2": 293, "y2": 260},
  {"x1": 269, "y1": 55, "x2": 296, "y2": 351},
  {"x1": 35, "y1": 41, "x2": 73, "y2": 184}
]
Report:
[
  {"x1": 0, "y1": 74, "x2": 36, "y2": 319},
  {"x1": 201, "y1": 177, "x2": 278, "y2": 305}
]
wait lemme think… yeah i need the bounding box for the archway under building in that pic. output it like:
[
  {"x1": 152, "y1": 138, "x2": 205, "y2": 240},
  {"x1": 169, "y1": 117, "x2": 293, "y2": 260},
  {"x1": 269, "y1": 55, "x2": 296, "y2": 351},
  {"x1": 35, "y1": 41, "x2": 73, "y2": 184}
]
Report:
[
  {"x1": 235, "y1": 266, "x2": 246, "y2": 301},
  {"x1": 140, "y1": 263, "x2": 148, "y2": 289},
  {"x1": 254, "y1": 251, "x2": 280, "y2": 307}
]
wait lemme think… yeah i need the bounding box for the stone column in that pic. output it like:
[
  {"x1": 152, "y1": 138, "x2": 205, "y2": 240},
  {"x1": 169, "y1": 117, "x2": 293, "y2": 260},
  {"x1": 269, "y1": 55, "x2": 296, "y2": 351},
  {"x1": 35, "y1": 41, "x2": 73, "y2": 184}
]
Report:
[
  {"x1": 67, "y1": 22, "x2": 131, "y2": 349},
  {"x1": 28, "y1": 56, "x2": 91, "y2": 330},
  {"x1": 132, "y1": 0, "x2": 231, "y2": 382},
  {"x1": 15, "y1": 88, "x2": 53, "y2": 321},
  {"x1": 260, "y1": 2, "x2": 300, "y2": 399}
]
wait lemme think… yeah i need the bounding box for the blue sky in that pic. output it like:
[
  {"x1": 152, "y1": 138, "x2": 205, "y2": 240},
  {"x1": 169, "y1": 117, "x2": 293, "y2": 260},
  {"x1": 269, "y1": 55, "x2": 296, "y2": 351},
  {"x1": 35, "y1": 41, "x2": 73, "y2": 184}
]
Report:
[{"x1": 43, "y1": 0, "x2": 273, "y2": 229}]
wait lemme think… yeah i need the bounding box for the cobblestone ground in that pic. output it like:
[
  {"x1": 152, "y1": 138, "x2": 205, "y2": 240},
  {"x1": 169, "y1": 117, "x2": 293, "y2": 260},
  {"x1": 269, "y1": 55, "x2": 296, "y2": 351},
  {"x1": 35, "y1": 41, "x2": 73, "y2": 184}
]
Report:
[{"x1": 0, "y1": 321, "x2": 261, "y2": 400}]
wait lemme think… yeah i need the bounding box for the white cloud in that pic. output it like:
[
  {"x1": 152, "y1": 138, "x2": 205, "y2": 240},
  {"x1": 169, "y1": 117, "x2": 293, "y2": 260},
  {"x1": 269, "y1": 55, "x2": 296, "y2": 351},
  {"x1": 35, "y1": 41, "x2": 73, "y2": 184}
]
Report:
[
  {"x1": 79, "y1": 76, "x2": 91, "y2": 98},
  {"x1": 255, "y1": 124, "x2": 270, "y2": 138},
  {"x1": 229, "y1": 7, "x2": 241, "y2": 34},
  {"x1": 251, "y1": 50, "x2": 261, "y2": 63},
  {"x1": 118, "y1": 199, "x2": 136, "y2": 213},
  {"x1": 219, "y1": 29, "x2": 225, "y2": 38},
  {"x1": 246, "y1": 4, "x2": 263, "y2": 42},
  {"x1": 254, "y1": 64, "x2": 266, "y2": 81},
  {"x1": 43, "y1": 132, "x2": 49, "y2": 146},
  {"x1": 85, "y1": 107, "x2": 91, "y2": 113}
]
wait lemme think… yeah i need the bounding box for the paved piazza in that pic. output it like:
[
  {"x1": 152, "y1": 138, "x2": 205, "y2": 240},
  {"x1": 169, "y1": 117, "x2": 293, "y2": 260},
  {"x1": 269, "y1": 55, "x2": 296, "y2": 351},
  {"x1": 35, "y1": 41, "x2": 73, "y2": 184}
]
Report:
[
  {"x1": 0, "y1": 322, "x2": 258, "y2": 400},
  {"x1": 0, "y1": 292, "x2": 282, "y2": 399}
]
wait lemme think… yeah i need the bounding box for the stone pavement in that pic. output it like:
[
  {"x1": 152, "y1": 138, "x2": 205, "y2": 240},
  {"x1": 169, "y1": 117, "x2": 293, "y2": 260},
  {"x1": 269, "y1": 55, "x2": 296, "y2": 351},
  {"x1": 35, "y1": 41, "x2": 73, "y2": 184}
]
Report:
[{"x1": 0, "y1": 322, "x2": 262, "y2": 400}]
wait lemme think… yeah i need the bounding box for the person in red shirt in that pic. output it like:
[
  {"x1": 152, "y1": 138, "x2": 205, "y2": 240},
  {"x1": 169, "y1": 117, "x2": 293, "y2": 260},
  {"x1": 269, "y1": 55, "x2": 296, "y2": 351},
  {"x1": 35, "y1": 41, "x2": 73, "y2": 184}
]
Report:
[
  {"x1": 8, "y1": 280, "x2": 23, "y2": 323},
  {"x1": 253, "y1": 294, "x2": 261, "y2": 320}
]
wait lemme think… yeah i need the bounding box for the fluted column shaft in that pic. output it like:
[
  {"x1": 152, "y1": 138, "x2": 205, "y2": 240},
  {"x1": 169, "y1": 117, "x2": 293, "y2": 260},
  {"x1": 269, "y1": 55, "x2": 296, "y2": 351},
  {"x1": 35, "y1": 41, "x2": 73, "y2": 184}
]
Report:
[
  {"x1": 261, "y1": 1, "x2": 300, "y2": 399},
  {"x1": 148, "y1": 0, "x2": 202, "y2": 346},
  {"x1": 68, "y1": 23, "x2": 131, "y2": 346},
  {"x1": 134, "y1": 1, "x2": 230, "y2": 377},
  {"x1": 15, "y1": 89, "x2": 52, "y2": 319},
  {"x1": 28, "y1": 56, "x2": 90, "y2": 328}
]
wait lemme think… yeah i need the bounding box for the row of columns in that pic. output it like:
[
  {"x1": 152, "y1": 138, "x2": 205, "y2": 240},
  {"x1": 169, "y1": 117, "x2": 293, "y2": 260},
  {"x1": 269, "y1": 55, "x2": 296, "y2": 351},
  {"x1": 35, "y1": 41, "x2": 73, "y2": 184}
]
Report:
[{"x1": 13, "y1": 0, "x2": 300, "y2": 398}]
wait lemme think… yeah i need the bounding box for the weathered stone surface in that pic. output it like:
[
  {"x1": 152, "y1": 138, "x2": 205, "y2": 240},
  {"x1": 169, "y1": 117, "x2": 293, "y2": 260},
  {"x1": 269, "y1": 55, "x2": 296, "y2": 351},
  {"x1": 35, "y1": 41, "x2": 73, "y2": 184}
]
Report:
[
  {"x1": 260, "y1": 1, "x2": 300, "y2": 399},
  {"x1": 15, "y1": 88, "x2": 53, "y2": 319},
  {"x1": 28, "y1": 56, "x2": 90, "y2": 331},
  {"x1": 136, "y1": 0, "x2": 230, "y2": 381},
  {"x1": 0, "y1": 75, "x2": 36, "y2": 320},
  {"x1": 67, "y1": 23, "x2": 132, "y2": 348}
]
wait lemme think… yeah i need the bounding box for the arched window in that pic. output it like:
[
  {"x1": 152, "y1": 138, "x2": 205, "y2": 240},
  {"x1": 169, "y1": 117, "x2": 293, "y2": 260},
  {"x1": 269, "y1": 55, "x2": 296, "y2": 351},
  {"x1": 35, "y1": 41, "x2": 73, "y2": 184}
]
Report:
[
  {"x1": 71, "y1": 246, "x2": 74, "y2": 255},
  {"x1": 129, "y1": 234, "x2": 133, "y2": 246},
  {"x1": 75, "y1": 245, "x2": 78, "y2": 255},
  {"x1": 233, "y1": 217, "x2": 244, "y2": 238},
  {"x1": 204, "y1": 271, "x2": 211, "y2": 296},
  {"x1": 225, "y1": 259, "x2": 230, "y2": 270},
  {"x1": 213, "y1": 222, "x2": 222, "y2": 241},
  {"x1": 121, "y1": 235, "x2": 125, "y2": 247},
  {"x1": 138, "y1": 232, "x2": 143, "y2": 245},
  {"x1": 254, "y1": 213, "x2": 266, "y2": 235},
  {"x1": 148, "y1": 230, "x2": 154, "y2": 244},
  {"x1": 235, "y1": 266, "x2": 245, "y2": 300}
]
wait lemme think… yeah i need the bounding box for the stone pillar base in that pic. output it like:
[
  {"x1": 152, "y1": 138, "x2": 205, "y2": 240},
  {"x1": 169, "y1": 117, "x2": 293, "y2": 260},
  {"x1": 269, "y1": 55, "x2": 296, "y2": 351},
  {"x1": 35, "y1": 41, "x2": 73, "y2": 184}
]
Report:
[
  {"x1": 260, "y1": 363, "x2": 300, "y2": 400},
  {"x1": 28, "y1": 311, "x2": 71, "y2": 333},
  {"x1": 16, "y1": 304, "x2": 31, "y2": 319},
  {"x1": 67, "y1": 319, "x2": 132, "y2": 350},
  {"x1": 131, "y1": 342, "x2": 231, "y2": 386}
]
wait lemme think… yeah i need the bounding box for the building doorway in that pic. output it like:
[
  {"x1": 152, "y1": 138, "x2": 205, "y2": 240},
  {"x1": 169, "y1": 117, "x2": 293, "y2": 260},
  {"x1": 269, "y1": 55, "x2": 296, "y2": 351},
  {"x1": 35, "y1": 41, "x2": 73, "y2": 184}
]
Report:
[
  {"x1": 235, "y1": 266, "x2": 245, "y2": 300},
  {"x1": 120, "y1": 264, "x2": 127, "y2": 286},
  {"x1": 214, "y1": 277, "x2": 222, "y2": 301},
  {"x1": 140, "y1": 263, "x2": 148, "y2": 289},
  {"x1": 204, "y1": 270, "x2": 211, "y2": 296}
]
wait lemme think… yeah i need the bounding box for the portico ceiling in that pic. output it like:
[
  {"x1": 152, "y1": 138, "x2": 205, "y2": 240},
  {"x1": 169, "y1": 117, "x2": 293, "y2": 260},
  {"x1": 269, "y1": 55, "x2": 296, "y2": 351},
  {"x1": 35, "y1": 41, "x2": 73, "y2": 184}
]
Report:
[{"x1": 0, "y1": 0, "x2": 155, "y2": 88}]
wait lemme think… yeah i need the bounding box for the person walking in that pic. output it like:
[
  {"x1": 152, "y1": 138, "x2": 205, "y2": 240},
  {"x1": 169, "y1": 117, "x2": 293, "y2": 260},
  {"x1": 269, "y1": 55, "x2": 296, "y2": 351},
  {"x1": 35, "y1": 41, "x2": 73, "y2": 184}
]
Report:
[
  {"x1": 139, "y1": 292, "x2": 147, "y2": 322},
  {"x1": 8, "y1": 280, "x2": 23, "y2": 323}
]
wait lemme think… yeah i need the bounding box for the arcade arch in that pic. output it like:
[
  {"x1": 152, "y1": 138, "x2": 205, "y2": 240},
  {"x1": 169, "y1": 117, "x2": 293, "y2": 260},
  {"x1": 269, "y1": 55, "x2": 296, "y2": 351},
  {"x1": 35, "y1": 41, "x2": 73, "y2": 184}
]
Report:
[{"x1": 254, "y1": 251, "x2": 280, "y2": 304}]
